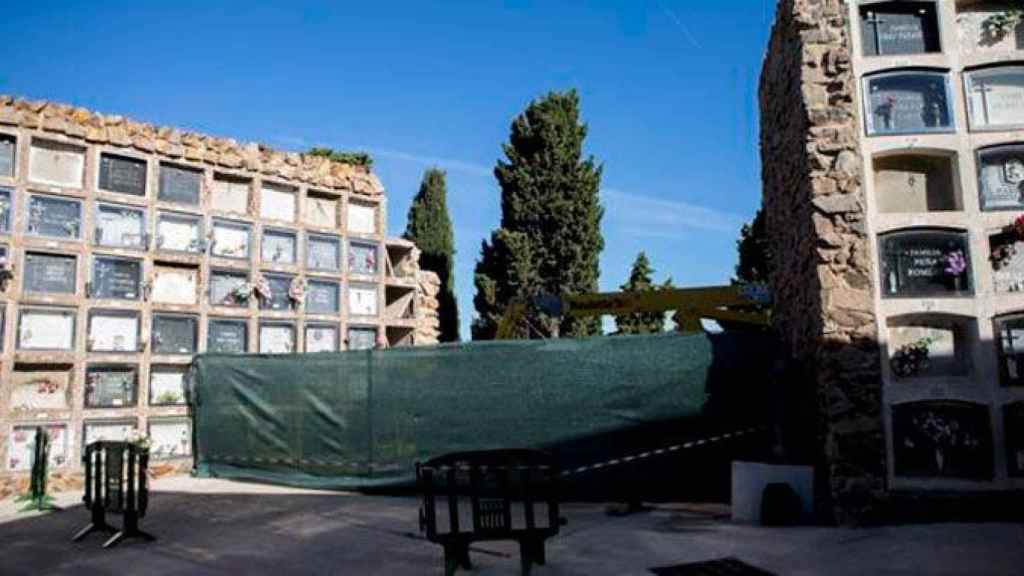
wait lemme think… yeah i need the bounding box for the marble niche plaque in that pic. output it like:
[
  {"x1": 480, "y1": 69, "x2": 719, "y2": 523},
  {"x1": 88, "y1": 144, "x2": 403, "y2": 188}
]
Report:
[
  {"x1": 307, "y1": 234, "x2": 340, "y2": 271},
  {"x1": 209, "y1": 269, "x2": 248, "y2": 307},
  {"x1": 152, "y1": 265, "x2": 198, "y2": 305},
  {"x1": 29, "y1": 140, "x2": 84, "y2": 188},
  {"x1": 7, "y1": 424, "x2": 71, "y2": 472},
  {"x1": 83, "y1": 420, "x2": 136, "y2": 447},
  {"x1": 207, "y1": 318, "x2": 248, "y2": 354},
  {"x1": 211, "y1": 220, "x2": 250, "y2": 259},
  {"x1": 348, "y1": 242, "x2": 378, "y2": 275},
  {"x1": 0, "y1": 187, "x2": 11, "y2": 233},
  {"x1": 91, "y1": 256, "x2": 141, "y2": 300},
  {"x1": 211, "y1": 175, "x2": 250, "y2": 214},
  {"x1": 348, "y1": 284, "x2": 378, "y2": 316},
  {"x1": 259, "y1": 323, "x2": 294, "y2": 354},
  {"x1": 24, "y1": 252, "x2": 76, "y2": 294},
  {"x1": 156, "y1": 212, "x2": 203, "y2": 253},
  {"x1": 151, "y1": 314, "x2": 198, "y2": 355},
  {"x1": 306, "y1": 279, "x2": 339, "y2": 314},
  {"x1": 85, "y1": 366, "x2": 138, "y2": 408},
  {"x1": 98, "y1": 153, "x2": 147, "y2": 196},
  {"x1": 347, "y1": 202, "x2": 376, "y2": 234},
  {"x1": 892, "y1": 401, "x2": 993, "y2": 480},
  {"x1": 347, "y1": 327, "x2": 377, "y2": 351},
  {"x1": 159, "y1": 163, "x2": 202, "y2": 205},
  {"x1": 978, "y1": 146, "x2": 1024, "y2": 211},
  {"x1": 18, "y1": 308, "x2": 75, "y2": 350},
  {"x1": 306, "y1": 193, "x2": 338, "y2": 228},
  {"x1": 305, "y1": 324, "x2": 338, "y2": 353},
  {"x1": 261, "y1": 229, "x2": 297, "y2": 264},
  {"x1": 1004, "y1": 402, "x2": 1024, "y2": 477},
  {"x1": 10, "y1": 365, "x2": 72, "y2": 411},
  {"x1": 95, "y1": 204, "x2": 146, "y2": 248},
  {"x1": 966, "y1": 67, "x2": 1024, "y2": 130},
  {"x1": 260, "y1": 273, "x2": 294, "y2": 310},
  {"x1": 880, "y1": 230, "x2": 971, "y2": 297},
  {"x1": 260, "y1": 184, "x2": 296, "y2": 222},
  {"x1": 149, "y1": 419, "x2": 191, "y2": 459},
  {"x1": 150, "y1": 366, "x2": 188, "y2": 405},
  {"x1": 864, "y1": 72, "x2": 953, "y2": 135},
  {"x1": 995, "y1": 315, "x2": 1024, "y2": 387},
  {"x1": 859, "y1": 3, "x2": 939, "y2": 57},
  {"x1": 27, "y1": 194, "x2": 81, "y2": 239},
  {"x1": 88, "y1": 310, "x2": 139, "y2": 352},
  {"x1": 0, "y1": 134, "x2": 14, "y2": 178}
]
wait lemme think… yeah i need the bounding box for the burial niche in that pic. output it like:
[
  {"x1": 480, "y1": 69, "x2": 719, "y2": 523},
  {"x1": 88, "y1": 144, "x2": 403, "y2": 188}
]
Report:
[
  {"x1": 347, "y1": 201, "x2": 377, "y2": 234},
  {"x1": 83, "y1": 420, "x2": 136, "y2": 447},
  {"x1": 386, "y1": 285, "x2": 417, "y2": 319},
  {"x1": 965, "y1": 66, "x2": 1024, "y2": 130},
  {"x1": 90, "y1": 256, "x2": 141, "y2": 300},
  {"x1": 860, "y1": 1, "x2": 940, "y2": 57},
  {"x1": 24, "y1": 252, "x2": 77, "y2": 295},
  {"x1": 149, "y1": 419, "x2": 191, "y2": 459},
  {"x1": 210, "y1": 219, "x2": 250, "y2": 259},
  {"x1": 0, "y1": 187, "x2": 11, "y2": 233},
  {"x1": 306, "y1": 279, "x2": 340, "y2": 314},
  {"x1": 149, "y1": 365, "x2": 188, "y2": 405},
  {"x1": 1004, "y1": 402, "x2": 1024, "y2": 477},
  {"x1": 7, "y1": 424, "x2": 70, "y2": 472},
  {"x1": 260, "y1": 183, "x2": 296, "y2": 222},
  {"x1": 98, "y1": 153, "x2": 147, "y2": 197},
  {"x1": 95, "y1": 204, "x2": 146, "y2": 249},
  {"x1": 84, "y1": 365, "x2": 138, "y2": 408},
  {"x1": 0, "y1": 134, "x2": 15, "y2": 178},
  {"x1": 17, "y1": 308, "x2": 75, "y2": 350},
  {"x1": 151, "y1": 314, "x2": 198, "y2": 355},
  {"x1": 348, "y1": 283, "x2": 378, "y2": 317},
  {"x1": 88, "y1": 310, "x2": 140, "y2": 352},
  {"x1": 207, "y1": 318, "x2": 248, "y2": 354},
  {"x1": 156, "y1": 211, "x2": 203, "y2": 253},
  {"x1": 347, "y1": 326, "x2": 377, "y2": 351},
  {"x1": 994, "y1": 314, "x2": 1024, "y2": 386},
  {"x1": 864, "y1": 70, "x2": 954, "y2": 135},
  {"x1": 10, "y1": 364, "x2": 73, "y2": 412},
  {"x1": 158, "y1": 163, "x2": 202, "y2": 205},
  {"x1": 879, "y1": 229, "x2": 972, "y2": 297},
  {"x1": 259, "y1": 273, "x2": 294, "y2": 311},
  {"x1": 209, "y1": 269, "x2": 249, "y2": 307},
  {"x1": 892, "y1": 400, "x2": 994, "y2": 480},
  {"x1": 211, "y1": 175, "x2": 250, "y2": 214},
  {"x1": 261, "y1": 228, "x2": 297, "y2": 264},
  {"x1": 977, "y1": 145, "x2": 1024, "y2": 211},
  {"x1": 306, "y1": 190, "x2": 339, "y2": 229},
  {"x1": 873, "y1": 152, "x2": 960, "y2": 212},
  {"x1": 259, "y1": 322, "x2": 294, "y2": 354},
  {"x1": 304, "y1": 324, "x2": 338, "y2": 353},
  {"x1": 349, "y1": 241, "x2": 378, "y2": 275},
  {"x1": 957, "y1": 2, "x2": 1024, "y2": 53},
  {"x1": 29, "y1": 139, "x2": 84, "y2": 188},
  {"x1": 386, "y1": 326, "x2": 415, "y2": 348},
  {"x1": 887, "y1": 314, "x2": 975, "y2": 380},
  {"x1": 151, "y1": 262, "x2": 198, "y2": 305},
  {"x1": 307, "y1": 234, "x2": 341, "y2": 271},
  {"x1": 27, "y1": 194, "x2": 81, "y2": 239}
]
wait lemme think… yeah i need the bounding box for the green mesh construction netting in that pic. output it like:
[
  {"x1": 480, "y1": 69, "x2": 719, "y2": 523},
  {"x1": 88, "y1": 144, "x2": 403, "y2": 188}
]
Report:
[{"x1": 191, "y1": 331, "x2": 771, "y2": 491}]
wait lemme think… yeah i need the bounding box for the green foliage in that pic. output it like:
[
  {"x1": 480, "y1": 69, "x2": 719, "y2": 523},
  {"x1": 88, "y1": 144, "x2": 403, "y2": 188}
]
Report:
[
  {"x1": 614, "y1": 252, "x2": 673, "y2": 335},
  {"x1": 734, "y1": 208, "x2": 772, "y2": 285},
  {"x1": 405, "y1": 168, "x2": 459, "y2": 342},
  {"x1": 473, "y1": 89, "x2": 605, "y2": 339},
  {"x1": 306, "y1": 147, "x2": 374, "y2": 168}
]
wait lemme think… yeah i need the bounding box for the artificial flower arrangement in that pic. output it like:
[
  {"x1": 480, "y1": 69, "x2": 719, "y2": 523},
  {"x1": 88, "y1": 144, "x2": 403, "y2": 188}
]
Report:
[
  {"x1": 991, "y1": 215, "x2": 1024, "y2": 270},
  {"x1": 891, "y1": 336, "x2": 936, "y2": 378},
  {"x1": 983, "y1": 3, "x2": 1024, "y2": 40}
]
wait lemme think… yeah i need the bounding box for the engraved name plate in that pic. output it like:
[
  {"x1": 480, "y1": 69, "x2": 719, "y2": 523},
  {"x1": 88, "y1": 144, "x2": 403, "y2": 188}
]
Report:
[
  {"x1": 259, "y1": 323, "x2": 294, "y2": 354},
  {"x1": 149, "y1": 419, "x2": 191, "y2": 458},
  {"x1": 211, "y1": 176, "x2": 249, "y2": 213},
  {"x1": 152, "y1": 315, "x2": 197, "y2": 354},
  {"x1": 347, "y1": 203, "x2": 376, "y2": 234},
  {"x1": 261, "y1": 229, "x2": 296, "y2": 264},
  {"x1": 91, "y1": 256, "x2": 141, "y2": 300},
  {"x1": 306, "y1": 280, "x2": 339, "y2": 314},
  {"x1": 27, "y1": 195, "x2": 81, "y2": 238},
  {"x1": 208, "y1": 319, "x2": 248, "y2": 353},
  {"x1": 85, "y1": 366, "x2": 138, "y2": 408},
  {"x1": 305, "y1": 325, "x2": 338, "y2": 353},
  {"x1": 150, "y1": 367, "x2": 187, "y2": 405},
  {"x1": 152, "y1": 266, "x2": 198, "y2": 305},
  {"x1": 0, "y1": 134, "x2": 14, "y2": 178},
  {"x1": 159, "y1": 164, "x2": 201, "y2": 205},
  {"x1": 306, "y1": 194, "x2": 338, "y2": 228},
  {"x1": 348, "y1": 242, "x2": 378, "y2": 275},
  {"x1": 260, "y1": 184, "x2": 296, "y2": 222},
  {"x1": 348, "y1": 284, "x2": 378, "y2": 316},
  {"x1": 211, "y1": 220, "x2": 250, "y2": 258},
  {"x1": 29, "y1": 140, "x2": 84, "y2": 188},
  {"x1": 99, "y1": 153, "x2": 147, "y2": 196},
  {"x1": 156, "y1": 212, "x2": 202, "y2": 252},
  {"x1": 18, "y1": 309, "x2": 75, "y2": 350},
  {"x1": 347, "y1": 327, "x2": 376, "y2": 351},
  {"x1": 209, "y1": 270, "x2": 248, "y2": 307},
  {"x1": 95, "y1": 204, "x2": 145, "y2": 248},
  {"x1": 307, "y1": 234, "x2": 340, "y2": 270},
  {"x1": 89, "y1": 311, "x2": 139, "y2": 352},
  {"x1": 24, "y1": 252, "x2": 76, "y2": 294}
]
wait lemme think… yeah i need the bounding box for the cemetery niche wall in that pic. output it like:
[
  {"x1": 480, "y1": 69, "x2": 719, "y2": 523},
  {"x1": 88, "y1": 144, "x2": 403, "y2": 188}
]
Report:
[
  {"x1": 0, "y1": 95, "x2": 441, "y2": 489},
  {"x1": 863, "y1": 70, "x2": 954, "y2": 135},
  {"x1": 879, "y1": 229, "x2": 972, "y2": 297},
  {"x1": 859, "y1": 1, "x2": 940, "y2": 57}
]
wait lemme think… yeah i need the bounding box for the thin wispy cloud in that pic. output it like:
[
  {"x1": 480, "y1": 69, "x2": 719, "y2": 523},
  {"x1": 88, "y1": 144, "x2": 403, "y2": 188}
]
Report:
[
  {"x1": 656, "y1": 0, "x2": 702, "y2": 49},
  {"x1": 602, "y1": 188, "x2": 743, "y2": 237}
]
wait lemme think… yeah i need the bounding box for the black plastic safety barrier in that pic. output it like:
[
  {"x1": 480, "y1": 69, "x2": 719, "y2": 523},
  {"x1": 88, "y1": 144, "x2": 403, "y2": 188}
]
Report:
[
  {"x1": 72, "y1": 441, "x2": 155, "y2": 548},
  {"x1": 417, "y1": 449, "x2": 566, "y2": 575}
]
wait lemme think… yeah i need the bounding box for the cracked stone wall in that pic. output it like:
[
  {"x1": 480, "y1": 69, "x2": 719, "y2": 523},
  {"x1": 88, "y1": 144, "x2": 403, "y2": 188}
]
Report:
[{"x1": 760, "y1": 0, "x2": 886, "y2": 523}]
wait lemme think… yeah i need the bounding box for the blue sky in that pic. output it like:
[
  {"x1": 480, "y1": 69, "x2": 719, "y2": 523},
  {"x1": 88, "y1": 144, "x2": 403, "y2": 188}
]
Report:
[{"x1": 0, "y1": 1, "x2": 776, "y2": 339}]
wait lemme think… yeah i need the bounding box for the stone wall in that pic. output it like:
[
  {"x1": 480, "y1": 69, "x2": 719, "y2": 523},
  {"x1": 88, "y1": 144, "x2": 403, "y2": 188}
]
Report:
[
  {"x1": 0, "y1": 96, "x2": 384, "y2": 196},
  {"x1": 760, "y1": 0, "x2": 886, "y2": 523},
  {"x1": 415, "y1": 270, "x2": 442, "y2": 345}
]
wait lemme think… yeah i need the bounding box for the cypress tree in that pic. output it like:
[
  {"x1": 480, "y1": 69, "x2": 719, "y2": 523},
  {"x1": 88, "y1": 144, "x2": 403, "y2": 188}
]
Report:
[
  {"x1": 734, "y1": 208, "x2": 772, "y2": 285},
  {"x1": 405, "y1": 168, "x2": 459, "y2": 342},
  {"x1": 472, "y1": 89, "x2": 604, "y2": 339},
  {"x1": 614, "y1": 252, "x2": 671, "y2": 335}
]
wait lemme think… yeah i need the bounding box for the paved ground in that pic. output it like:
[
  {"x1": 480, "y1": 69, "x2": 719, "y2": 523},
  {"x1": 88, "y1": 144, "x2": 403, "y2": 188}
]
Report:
[{"x1": 1, "y1": 476, "x2": 1022, "y2": 575}]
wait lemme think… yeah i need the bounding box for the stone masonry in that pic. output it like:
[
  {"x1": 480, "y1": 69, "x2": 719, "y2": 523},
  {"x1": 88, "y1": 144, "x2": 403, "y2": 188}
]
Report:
[{"x1": 760, "y1": 0, "x2": 885, "y2": 523}]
